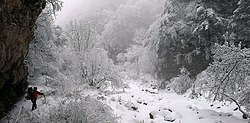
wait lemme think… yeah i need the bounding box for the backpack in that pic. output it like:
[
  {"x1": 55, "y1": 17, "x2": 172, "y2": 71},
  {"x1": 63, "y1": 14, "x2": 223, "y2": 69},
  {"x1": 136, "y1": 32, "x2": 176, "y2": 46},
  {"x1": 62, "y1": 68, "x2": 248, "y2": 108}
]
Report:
[{"x1": 26, "y1": 87, "x2": 34, "y2": 100}]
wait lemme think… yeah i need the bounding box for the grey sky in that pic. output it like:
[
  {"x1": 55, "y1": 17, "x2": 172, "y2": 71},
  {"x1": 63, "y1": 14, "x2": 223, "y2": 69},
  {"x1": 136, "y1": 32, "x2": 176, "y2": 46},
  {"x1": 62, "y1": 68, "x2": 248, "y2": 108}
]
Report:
[{"x1": 55, "y1": 0, "x2": 90, "y2": 26}]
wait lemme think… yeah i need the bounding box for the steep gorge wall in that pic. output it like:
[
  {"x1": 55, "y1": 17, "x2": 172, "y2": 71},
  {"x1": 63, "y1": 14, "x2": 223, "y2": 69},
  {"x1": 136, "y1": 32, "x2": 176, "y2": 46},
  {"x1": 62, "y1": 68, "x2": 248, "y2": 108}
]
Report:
[{"x1": 0, "y1": 0, "x2": 45, "y2": 118}]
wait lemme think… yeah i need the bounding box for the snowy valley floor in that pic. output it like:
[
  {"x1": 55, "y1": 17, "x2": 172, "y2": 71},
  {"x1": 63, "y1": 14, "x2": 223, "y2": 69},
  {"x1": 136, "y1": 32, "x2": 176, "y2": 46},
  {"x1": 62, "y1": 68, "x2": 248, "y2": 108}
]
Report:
[
  {"x1": 1, "y1": 78, "x2": 249, "y2": 123},
  {"x1": 100, "y1": 80, "x2": 248, "y2": 123}
]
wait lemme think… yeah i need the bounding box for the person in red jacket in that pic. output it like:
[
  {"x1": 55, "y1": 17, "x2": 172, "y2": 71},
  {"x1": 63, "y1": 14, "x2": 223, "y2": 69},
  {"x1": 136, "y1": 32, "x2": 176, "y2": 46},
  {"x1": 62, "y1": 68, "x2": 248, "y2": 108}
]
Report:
[{"x1": 31, "y1": 87, "x2": 44, "y2": 111}]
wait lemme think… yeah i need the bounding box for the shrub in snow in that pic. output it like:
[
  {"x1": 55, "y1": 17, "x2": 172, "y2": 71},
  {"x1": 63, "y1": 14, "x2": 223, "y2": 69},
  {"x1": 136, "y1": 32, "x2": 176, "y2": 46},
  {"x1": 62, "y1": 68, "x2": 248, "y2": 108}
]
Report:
[
  {"x1": 2, "y1": 97, "x2": 117, "y2": 123},
  {"x1": 48, "y1": 96, "x2": 117, "y2": 123},
  {"x1": 168, "y1": 68, "x2": 193, "y2": 94}
]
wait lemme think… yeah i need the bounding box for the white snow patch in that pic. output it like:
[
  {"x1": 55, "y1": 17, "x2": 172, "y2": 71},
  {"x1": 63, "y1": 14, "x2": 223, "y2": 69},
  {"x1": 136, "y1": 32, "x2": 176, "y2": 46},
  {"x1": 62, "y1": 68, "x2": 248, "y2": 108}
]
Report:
[{"x1": 102, "y1": 82, "x2": 248, "y2": 123}]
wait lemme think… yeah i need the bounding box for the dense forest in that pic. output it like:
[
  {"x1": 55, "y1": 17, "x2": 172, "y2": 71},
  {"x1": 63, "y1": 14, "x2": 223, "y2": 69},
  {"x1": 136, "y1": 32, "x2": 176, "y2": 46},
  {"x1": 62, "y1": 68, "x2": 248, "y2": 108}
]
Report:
[{"x1": 0, "y1": 0, "x2": 250, "y2": 123}]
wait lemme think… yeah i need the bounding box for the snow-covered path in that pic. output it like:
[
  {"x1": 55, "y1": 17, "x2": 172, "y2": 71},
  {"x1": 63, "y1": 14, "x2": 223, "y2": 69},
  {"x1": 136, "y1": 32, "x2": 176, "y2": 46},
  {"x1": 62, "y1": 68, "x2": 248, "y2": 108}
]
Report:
[
  {"x1": 1, "y1": 78, "x2": 249, "y2": 123},
  {"x1": 102, "y1": 81, "x2": 248, "y2": 123}
]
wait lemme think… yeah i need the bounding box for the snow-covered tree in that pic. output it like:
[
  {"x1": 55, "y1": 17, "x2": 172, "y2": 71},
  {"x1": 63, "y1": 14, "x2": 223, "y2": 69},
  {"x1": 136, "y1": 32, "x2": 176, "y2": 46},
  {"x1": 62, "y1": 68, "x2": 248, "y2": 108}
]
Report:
[
  {"x1": 123, "y1": 29, "x2": 147, "y2": 75},
  {"x1": 64, "y1": 20, "x2": 123, "y2": 89},
  {"x1": 203, "y1": 42, "x2": 250, "y2": 118},
  {"x1": 65, "y1": 20, "x2": 96, "y2": 52},
  {"x1": 230, "y1": 0, "x2": 250, "y2": 47},
  {"x1": 157, "y1": 0, "x2": 203, "y2": 80},
  {"x1": 121, "y1": 17, "x2": 163, "y2": 76},
  {"x1": 45, "y1": 0, "x2": 63, "y2": 15},
  {"x1": 26, "y1": 2, "x2": 88, "y2": 94},
  {"x1": 27, "y1": 3, "x2": 66, "y2": 86}
]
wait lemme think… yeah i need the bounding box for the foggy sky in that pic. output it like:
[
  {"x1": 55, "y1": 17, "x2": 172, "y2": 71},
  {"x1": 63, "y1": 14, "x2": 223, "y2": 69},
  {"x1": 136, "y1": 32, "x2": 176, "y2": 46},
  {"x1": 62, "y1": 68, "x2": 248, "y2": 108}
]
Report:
[{"x1": 55, "y1": 0, "x2": 90, "y2": 26}]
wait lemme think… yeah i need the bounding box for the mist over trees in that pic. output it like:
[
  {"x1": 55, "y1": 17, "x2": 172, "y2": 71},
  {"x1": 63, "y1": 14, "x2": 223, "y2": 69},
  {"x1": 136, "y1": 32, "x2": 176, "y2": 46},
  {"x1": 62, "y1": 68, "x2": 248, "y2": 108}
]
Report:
[{"x1": 4, "y1": 0, "x2": 250, "y2": 122}]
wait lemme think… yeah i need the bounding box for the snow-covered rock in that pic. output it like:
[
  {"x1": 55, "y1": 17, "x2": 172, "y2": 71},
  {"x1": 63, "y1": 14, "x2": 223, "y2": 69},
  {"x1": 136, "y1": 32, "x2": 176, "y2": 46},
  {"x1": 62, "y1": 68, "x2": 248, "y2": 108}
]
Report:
[{"x1": 104, "y1": 82, "x2": 248, "y2": 123}]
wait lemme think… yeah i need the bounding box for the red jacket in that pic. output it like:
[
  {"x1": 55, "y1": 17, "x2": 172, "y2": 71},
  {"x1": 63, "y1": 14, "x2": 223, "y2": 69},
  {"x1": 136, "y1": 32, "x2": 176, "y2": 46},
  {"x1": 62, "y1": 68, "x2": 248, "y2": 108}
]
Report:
[{"x1": 32, "y1": 87, "x2": 44, "y2": 100}]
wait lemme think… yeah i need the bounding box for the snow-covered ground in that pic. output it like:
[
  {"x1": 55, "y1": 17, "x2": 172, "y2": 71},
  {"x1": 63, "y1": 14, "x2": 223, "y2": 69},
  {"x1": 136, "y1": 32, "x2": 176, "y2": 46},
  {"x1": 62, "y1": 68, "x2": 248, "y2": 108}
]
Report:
[
  {"x1": 100, "y1": 80, "x2": 248, "y2": 123},
  {"x1": 1, "y1": 76, "x2": 249, "y2": 123}
]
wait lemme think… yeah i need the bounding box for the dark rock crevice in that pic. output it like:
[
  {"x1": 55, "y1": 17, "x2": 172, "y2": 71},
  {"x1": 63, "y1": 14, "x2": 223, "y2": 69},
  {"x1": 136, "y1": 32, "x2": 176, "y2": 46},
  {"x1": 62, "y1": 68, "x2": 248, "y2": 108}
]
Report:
[{"x1": 0, "y1": 0, "x2": 46, "y2": 119}]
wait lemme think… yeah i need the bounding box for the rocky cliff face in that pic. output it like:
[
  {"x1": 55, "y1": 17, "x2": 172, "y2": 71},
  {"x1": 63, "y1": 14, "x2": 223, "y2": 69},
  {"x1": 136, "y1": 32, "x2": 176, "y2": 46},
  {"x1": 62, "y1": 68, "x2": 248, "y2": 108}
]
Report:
[{"x1": 0, "y1": 0, "x2": 45, "y2": 118}]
